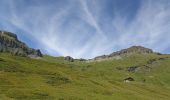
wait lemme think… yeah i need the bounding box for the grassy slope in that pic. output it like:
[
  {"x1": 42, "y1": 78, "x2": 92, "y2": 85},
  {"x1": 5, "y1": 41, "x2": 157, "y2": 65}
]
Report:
[{"x1": 0, "y1": 53, "x2": 170, "y2": 100}]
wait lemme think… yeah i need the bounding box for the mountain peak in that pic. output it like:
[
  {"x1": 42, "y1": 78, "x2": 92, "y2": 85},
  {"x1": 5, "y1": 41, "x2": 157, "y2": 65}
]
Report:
[
  {"x1": 94, "y1": 46, "x2": 156, "y2": 60},
  {"x1": 0, "y1": 31, "x2": 42, "y2": 57},
  {"x1": 110, "y1": 45, "x2": 154, "y2": 56},
  {"x1": 0, "y1": 31, "x2": 18, "y2": 39}
]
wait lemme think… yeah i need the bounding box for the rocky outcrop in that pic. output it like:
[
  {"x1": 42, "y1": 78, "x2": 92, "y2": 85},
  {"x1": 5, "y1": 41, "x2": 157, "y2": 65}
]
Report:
[
  {"x1": 94, "y1": 46, "x2": 156, "y2": 60},
  {"x1": 127, "y1": 66, "x2": 138, "y2": 72},
  {"x1": 0, "y1": 31, "x2": 42, "y2": 57},
  {"x1": 64, "y1": 56, "x2": 74, "y2": 62},
  {"x1": 110, "y1": 46, "x2": 153, "y2": 57}
]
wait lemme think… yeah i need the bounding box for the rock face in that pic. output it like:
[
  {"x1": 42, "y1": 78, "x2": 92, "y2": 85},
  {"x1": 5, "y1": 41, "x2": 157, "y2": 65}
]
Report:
[
  {"x1": 110, "y1": 46, "x2": 153, "y2": 56},
  {"x1": 94, "y1": 46, "x2": 155, "y2": 60},
  {"x1": 64, "y1": 56, "x2": 74, "y2": 62},
  {"x1": 0, "y1": 31, "x2": 42, "y2": 57}
]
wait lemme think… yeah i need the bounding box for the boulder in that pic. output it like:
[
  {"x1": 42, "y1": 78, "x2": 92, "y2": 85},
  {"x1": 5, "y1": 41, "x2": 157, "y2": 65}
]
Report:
[
  {"x1": 127, "y1": 66, "x2": 138, "y2": 72},
  {"x1": 64, "y1": 56, "x2": 74, "y2": 62},
  {"x1": 124, "y1": 77, "x2": 134, "y2": 82}
]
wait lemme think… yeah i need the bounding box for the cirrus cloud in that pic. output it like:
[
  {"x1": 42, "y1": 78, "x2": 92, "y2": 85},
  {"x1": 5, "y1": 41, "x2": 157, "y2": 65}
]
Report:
[{"x1": 0, "y1": 0, "x2": 170, "y2": 58}]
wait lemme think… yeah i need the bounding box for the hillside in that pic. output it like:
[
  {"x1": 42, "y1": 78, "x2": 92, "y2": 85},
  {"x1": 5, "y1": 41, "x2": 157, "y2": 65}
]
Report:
[
  {"x1": 0, "y1": 32, "x2": 170, "y2": 100},
  {"x1": 1, "y1": 53, "x2": 170, "y2": 100}
]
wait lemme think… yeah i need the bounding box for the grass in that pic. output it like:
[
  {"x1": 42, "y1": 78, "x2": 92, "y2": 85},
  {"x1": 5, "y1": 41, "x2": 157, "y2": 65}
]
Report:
[{"x1": 0, "y1": 53, "x2": 170, "y2": 99}]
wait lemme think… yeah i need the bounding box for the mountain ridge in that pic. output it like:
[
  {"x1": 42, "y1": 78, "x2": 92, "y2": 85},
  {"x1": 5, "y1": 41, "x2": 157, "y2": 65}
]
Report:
[
  {"x1": 94, "y1": 46, "x2": 160, "y2": 60},
  {"x1": 0, "y1": 31, "x2": 42, "y2": 57},
  {"x1": 0, "y1": 30, "x2": 162, "y2": 60}
]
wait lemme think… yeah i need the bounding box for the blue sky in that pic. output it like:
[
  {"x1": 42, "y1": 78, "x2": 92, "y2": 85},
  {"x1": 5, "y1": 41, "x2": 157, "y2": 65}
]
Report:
[{"x1": 0, "y1": 0, "x2": 170, "y2": 58}]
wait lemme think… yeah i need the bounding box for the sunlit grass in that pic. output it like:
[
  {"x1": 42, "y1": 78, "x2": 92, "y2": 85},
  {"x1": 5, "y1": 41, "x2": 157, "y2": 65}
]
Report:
[{"x1": 0, "y1": 53, "x2": 170, "y2": 99}]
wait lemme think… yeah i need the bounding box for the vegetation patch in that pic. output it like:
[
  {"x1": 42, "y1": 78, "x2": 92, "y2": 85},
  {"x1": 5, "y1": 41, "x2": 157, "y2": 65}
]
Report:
[
  {"x1": 0, "y1": 58, "x2": 5, "y2": 62},
  {"x1": 45, "y1": 74, "x2": 70, "y2": 86},
  {"x1": 32, "y1": 91, "x2": 52, "y2": 100},
  {"x1": 6, "y1": 89, "x2": 52, "y2": 100}
]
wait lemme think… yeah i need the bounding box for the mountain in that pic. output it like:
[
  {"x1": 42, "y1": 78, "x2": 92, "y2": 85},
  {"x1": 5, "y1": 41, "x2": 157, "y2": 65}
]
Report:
[
  {"x1": 94, "y1": 46, "x2": 159, "y2": 60},
  {"x1": 0, "y1": 31, "x2": 42, "y2": 57},
  {"x1": 1, "y1": 49, "x2": 170, "y2": 100},
  {"x1": 1, "y1": 31, "x2": 170, "y2": 100}
]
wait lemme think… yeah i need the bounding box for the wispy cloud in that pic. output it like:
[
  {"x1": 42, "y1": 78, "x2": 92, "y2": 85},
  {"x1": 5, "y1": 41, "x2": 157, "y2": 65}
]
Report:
[
  {"x1": 0, "y1": 0, "x2": 170, "y2": 58},
  {"x1": 79, "y1": 0, "x2": 105, "y2": 38}
]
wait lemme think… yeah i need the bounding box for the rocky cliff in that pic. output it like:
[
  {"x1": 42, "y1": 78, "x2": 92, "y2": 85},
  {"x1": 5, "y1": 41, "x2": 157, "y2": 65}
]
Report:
[{"x1": 0, "y1": 31, "x2": 42, "y2": 57}]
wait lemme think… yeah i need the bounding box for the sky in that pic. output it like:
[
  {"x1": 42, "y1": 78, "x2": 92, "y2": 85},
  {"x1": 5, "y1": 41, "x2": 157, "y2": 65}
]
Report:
[{"x1": 0, "y1": 0, "x2": 170, "y2": 58}]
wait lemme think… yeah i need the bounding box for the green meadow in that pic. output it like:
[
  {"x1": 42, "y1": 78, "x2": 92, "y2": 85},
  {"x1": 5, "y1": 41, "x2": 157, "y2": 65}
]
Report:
[{"x1": 0, "y1": 53, "x2": 170, "y2": 100}]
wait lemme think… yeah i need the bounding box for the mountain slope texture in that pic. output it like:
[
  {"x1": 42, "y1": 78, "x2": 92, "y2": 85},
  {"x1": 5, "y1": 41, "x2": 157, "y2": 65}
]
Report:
[{"x1": 0, "y1": 31, "x2": 170, "y2": 100}]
